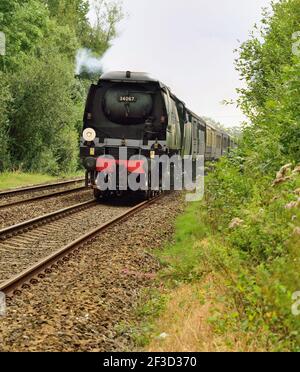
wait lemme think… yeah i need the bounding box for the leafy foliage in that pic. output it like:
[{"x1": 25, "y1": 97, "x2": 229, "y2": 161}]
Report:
[
  {"x1": 0, "y1": 72, "x2": 11, "y2": 170},
  {"x1": 236, "y1": 0, "x2": 300, "y2": 170},
  {"x1": 9, "y1": 53, "x2": 78, "y2": 174},
  {"x1": 203, "y1": 160, "x2": 300, "y2": 350},
  {"x1": 0, "y1": 0, "x2": 123, "y2": 174}
]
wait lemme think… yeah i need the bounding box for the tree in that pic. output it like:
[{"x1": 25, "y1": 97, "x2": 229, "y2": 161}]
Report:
[
  {"x1": 85, "y1": 0, "x2": 124, "y2": 54},
  {"x1": 44, "y1": 0, "x2": 124, "y2": 54},
  {"x1": 0, "y1": 0, "x2": 124, "y2": 175},
  {"x1": 44, "y1": 0, "x2": 90, "y2": 44},
  {"x1": 9, "y1": 52, "x2": 79, "y2": 174},
  {"x1": 236, "y1": 0, "x2": 300, "y2": 170},
  {"x1": 0, "y1": 0, "x2": 49, "y2": 72},
  {"x1": 0, "y1": 72, "x2": 11, "y2": 171}
]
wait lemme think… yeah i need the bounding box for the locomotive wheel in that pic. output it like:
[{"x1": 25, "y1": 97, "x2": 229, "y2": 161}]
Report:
[
  {"x1": 94, "y1": 189, "x2": 102, "y2": 201},
  {"x1": 143, "y1": 172, "x2": 151, "y2": 200},
  {"x1": 94, "y1": 189, "x2": 110, "y2": 201},
  {"x1": 144, "y1": 190, "x2": 151, "y2": 200}
]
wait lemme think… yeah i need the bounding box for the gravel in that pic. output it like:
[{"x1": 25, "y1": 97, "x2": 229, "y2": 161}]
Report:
[
  {"x1": 0, "y1": 189, "x2": 94, "y2": 229},
  {"x1": 0, "y1": 193, "x2": 184, "y2": 352},
  {"x1": 0, "y1": 180, "x2": 85, "y2": 207},
  {"x1": 0, "y1": 202, "x2": 132, "y2": 283}
]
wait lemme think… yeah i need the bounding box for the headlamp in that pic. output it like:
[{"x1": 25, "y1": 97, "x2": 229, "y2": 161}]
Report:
[{"x1": 83, "y1": 128, "x2": 96, "y2": 142}]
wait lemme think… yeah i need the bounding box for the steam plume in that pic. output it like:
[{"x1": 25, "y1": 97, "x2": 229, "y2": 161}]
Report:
[{"x1": 75, "y1": 48, "x2": 103, "y2": 76}]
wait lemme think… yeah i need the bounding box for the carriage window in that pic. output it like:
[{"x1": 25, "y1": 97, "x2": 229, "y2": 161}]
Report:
[
  {"x1": 212, "y1": 131, "x2": 216, "y2": 147},
  {"x1": 199, "y1": 129, "x2": 205, "y2": 154},
  {"x1": 206, "y1": 128, "x2": 212, "y2": 146}
]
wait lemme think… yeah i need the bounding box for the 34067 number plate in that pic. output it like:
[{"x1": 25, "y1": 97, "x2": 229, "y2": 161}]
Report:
[{"x1": 119, "y1": 96, "x2": 137, "y2": 102}]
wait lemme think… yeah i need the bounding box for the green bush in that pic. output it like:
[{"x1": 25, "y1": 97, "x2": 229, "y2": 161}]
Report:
[
  {"x1": 0, "y1": 72, "x2": 12, "y2": 171},
  {"x1": 8, "y1": 53, "x2": 79, "y2": 175},
  {"x1": 203, "y1": 155, "x2": 300, "y2": 351},
  {"x1": 202, "y1": 0, "x2": 300, "y2": 349}
]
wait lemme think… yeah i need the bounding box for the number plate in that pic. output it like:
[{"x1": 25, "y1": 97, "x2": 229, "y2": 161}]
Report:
[{"x1": 119, "y1": 96, "x2": 137, "y2": 102}]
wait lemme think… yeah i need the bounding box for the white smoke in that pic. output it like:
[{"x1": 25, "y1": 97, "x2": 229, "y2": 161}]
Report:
[{"x1": 75, "y1": 48, "x2": 103, "y2": 75}]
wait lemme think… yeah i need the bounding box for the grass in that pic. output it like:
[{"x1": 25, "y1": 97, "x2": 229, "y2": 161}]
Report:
[
  {"x1": 145, "y1": 280, "x2": 264, "y2": 352},
  {"x1": 132, "y1": 197, "x2": 268, "y2": 352},
  {"x1": 0, "y1": 171, "x2": 84, "y2": 190},
  {"x1": 131, "y1": 202, "x2": 216, "y2": 351},
  {"x1": 156, "y1": 202, "x2": 209, "y2": 283}
]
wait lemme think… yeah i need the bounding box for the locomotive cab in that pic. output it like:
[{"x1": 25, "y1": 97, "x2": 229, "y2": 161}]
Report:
[{"x1": 80, "y1": 71, "x2": 183, "y2": 196}]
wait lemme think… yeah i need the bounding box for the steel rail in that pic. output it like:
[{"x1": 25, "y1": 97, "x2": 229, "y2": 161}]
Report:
[
  {"x1": 0, "y1": 178, "x2": 85, "y2": 198},
  {"x1": 0, "y1": 195, "x2": 163, "y2": 298},
  {"x1": 0, "y1": 186, "x2": 88, "y2": 210},
  {"x1": 0, "y1": 199, "x2": 96, "y2": 240}
]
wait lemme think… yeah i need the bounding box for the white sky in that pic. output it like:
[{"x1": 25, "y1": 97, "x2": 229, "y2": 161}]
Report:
[{"x1": 89, "y1": 0, "x2": 271, "y2": 127}]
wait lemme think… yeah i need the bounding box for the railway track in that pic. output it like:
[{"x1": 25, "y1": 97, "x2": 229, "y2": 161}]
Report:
[
  {"x1": 0, "y1": 178, "x2": 86, "y2": 209},
  {"x1": 0, "y1": 195, "x2": 163, "y2": 299},
  {"x1": 0, "y1": 199, "x2": 96, "y2": 240},
  {"x1": 0, "y1": 186, "x2": 87, "y2": 210},
  {"x1": 0, "y1": 178, "x2": 85, "y2": 197},
  {"x1": 0, "y1": 199, "x2": 99, "y2": 284}
]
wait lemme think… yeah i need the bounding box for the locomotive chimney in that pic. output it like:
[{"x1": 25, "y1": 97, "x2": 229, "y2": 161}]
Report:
[{"x1": 126, "y1": 71, "x2": 131, "y2": 78}]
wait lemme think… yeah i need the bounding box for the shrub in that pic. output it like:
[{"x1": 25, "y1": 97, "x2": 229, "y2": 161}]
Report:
[
  {"x1": 0, "y1": 72, "x2": 12, "y2": 171},
  {"x1": 8, "y1": 53, "x2": 79, "y2": 175}
]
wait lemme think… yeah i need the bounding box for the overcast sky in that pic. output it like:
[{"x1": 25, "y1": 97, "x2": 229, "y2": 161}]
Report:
[{"x1": 90, "y1": 0, "x2": 271, "y2": 127}]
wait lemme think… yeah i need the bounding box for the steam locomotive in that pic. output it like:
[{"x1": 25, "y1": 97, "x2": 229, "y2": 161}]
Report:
[{"x1": 80, "y1": 71, "x2": 234, "y2": 199}]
